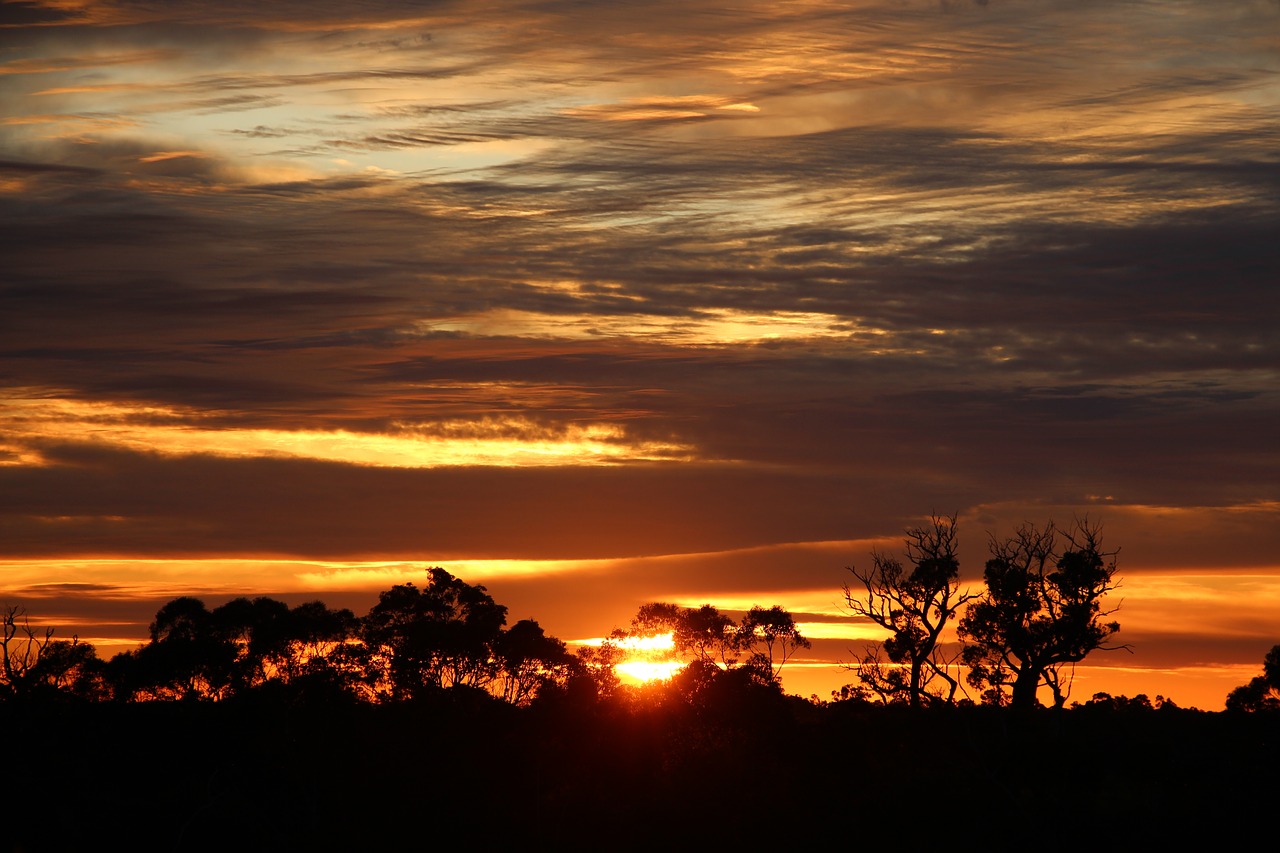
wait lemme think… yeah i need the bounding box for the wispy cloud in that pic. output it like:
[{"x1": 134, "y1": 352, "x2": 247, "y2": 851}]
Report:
[{"x1": 1, "y1": 0, "x2": 1277, "y2": 707}]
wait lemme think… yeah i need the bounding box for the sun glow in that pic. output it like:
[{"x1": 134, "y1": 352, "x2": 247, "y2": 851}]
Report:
[
  {"x1": 577, "y1": 632, "x2": 683, "y2": 683},
  {"x1": 610, "y1": 633, "x2": 676, "y2": 652},
  {"x1": 615, "y1": 660, "x2": 685, "y2": 682}
]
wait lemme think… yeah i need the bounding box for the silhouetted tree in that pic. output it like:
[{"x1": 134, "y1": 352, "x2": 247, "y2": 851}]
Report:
[
  {"x1": 2, "y1": 604, "x2": 53, "y2": 699},
  {"x1": 107, "y1": 578, "x2": 568, "y2": 705},
  {"x1": 1, "y1": 605, "x2": 107, "y2": 700},
  {"x1": 616, "y1": 601, "x2": 809, "y2": 698},
  {"x1": 492, "y1": 618, "x2": 575, "y2": 705},
  {"x1": 360, "y1": 568, "x2": 509, "y2": 699},
  {"x1": 1077, "y1": 692, "x2": 1178, "y2": 711},
  {"x1": 668, "y1": 656, "x2": 725, "y2": 699},
  {"x1": 1225, "y1": 644, "x2": 1280, "y2": 712},
  {"x1": 29, "y1": 639, "x2": 108, "y2": 700},
  {"x1": 214, "y1": 597, "x2": 361, "y2": 699},
  {"x1": 277, "y1": 600, "x2": 362, "y2": 700},
  {"x1": 574, "y1": 638, "x2": 625, "y2": 701},
  {"x1": 959, "y1": 518, "x2": 1125, "y2": 709},
  {"x1": 358, "y1": 567, "x2": 574, "y2": 704},
  {"x1": 112, "y1": 596, "x2": 240, "y2": 700},
  {"x1": 630, "y1": 602, "x2": 743, "y2": 669},
  {"x1": 213, "y1": 596, "x2": 293, "y2": 691},
  {"x1": 842, "y1": 513, "x2": 974, "y2": 706},
  {"x1": 110, "y1": 595, "x2": 362, "y2": 702},
  {"x1": 737, "y1": 605, "x2": 811, "y2": 683}
]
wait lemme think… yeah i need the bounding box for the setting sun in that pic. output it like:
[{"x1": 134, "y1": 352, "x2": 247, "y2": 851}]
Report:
[
  {"x1": 577, "y1": 633, "x2": 687, "y2": 684},
  {"x1": 615, "y1": 660, "x2": 686, "y2": 683}
]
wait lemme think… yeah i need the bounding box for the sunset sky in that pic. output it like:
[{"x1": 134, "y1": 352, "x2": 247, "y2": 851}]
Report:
[{"x1": 2, "y1": 0, "x2": 1277, "y2": 708}]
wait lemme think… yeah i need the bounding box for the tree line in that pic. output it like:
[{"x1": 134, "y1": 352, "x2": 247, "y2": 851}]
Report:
[
  {"x1": 842, "y1": 513, "x2": 1279, "y2": 711},
  {"x1": 4, "y1": 515, "x2": 1277, "y2": 710},
  {"x1": 0, "y1": 567, "x2": 811, "y2": 708}
]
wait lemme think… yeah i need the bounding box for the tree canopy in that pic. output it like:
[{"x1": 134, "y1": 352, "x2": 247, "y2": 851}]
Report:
[
  {"x1": 1225, "y1": 644, "x2": 1280, "y2": 712},
  {"x1": 959, "y1": 518, "x2": 1126, "y2": 708}
]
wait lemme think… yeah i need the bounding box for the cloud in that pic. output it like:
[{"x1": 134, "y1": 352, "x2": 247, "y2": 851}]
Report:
[
  {"x1": 1, "y1": 0, "x2": 1276, "y2": 707},
  {"x1": 0, "y1": 2, "x2": 81, "y2": 26},
  {"x1": 0, "y1": 391, "x2": 694, "y2": 469}
]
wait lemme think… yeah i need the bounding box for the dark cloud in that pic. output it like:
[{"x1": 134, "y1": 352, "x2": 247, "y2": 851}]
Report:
[
  {"x1": 0, "y1": 158, "x2": 100, "y2": 175},
  {"x1": 0, "y1": 2, "x2": 79, "y2": 25},
  {"x1": 1, "y1": 0, "x2": 1277, "y2": 706},
  {"x1": 9, "y1": 582, "x2": 123, "y2": 595},
  {"x1": 0, "y1": 444, "x2": 893, "y2": 559}
]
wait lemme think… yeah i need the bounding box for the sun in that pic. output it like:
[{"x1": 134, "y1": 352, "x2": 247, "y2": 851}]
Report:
[
  {"x1": 577, "y1": 632, "x2": 685, "y2": 684},
  {"x1": 616, "y1": 660, "x2": 685, "y2": 683},
  {"x1": 615, "y1": 632, "x2": 684, "y2": 683}
]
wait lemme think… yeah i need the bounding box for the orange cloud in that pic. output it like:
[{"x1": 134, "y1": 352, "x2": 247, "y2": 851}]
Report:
[{"x1": 1, "y1": 392, "x2": 694, "y2": 468}]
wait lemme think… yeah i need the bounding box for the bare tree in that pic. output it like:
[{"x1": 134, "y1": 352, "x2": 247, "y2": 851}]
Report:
[
  {"x1": 2, "y1": 605, "x2": 54, "y2": 698},
  {"x1": 843, "y1": 513, "x2": 975, "y2": 706},
  {"x1": 2, "y1": 605, "x2": 105, "y2": 700}
]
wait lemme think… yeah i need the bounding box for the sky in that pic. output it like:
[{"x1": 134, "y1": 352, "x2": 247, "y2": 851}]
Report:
[{"x1": 2, "y1": 0, "x2": 1278, "y2": 709}]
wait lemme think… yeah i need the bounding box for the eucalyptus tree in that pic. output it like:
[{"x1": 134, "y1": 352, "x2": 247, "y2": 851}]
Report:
[
  {"x1": 843, "y1": 513, "x2": 975, "y2": 706},
  {"x1": 629, "y1": 602, "x2": 742, "y2": 669},
  {"x1": 959, "y1": 519, "x2": 1125, "y2": 708},
  {"x1": 1225, "y1": 644, "x2": 1280, "y2": 712},
  {"x1": 360, "y1": 568, "x2": 509, "y2": 699},
  {"x1": 492, "y1": 618, "x2": 575, "y2": 705},
  {"x1": 737, "y1": 605, "x2": 811, "y2": 682},
  {"x1": 620, "y1": 601, "x2": 809, "y2": 690},
  {"x1": 108, "y1": 595, "x2": 359, "y2": 701}
]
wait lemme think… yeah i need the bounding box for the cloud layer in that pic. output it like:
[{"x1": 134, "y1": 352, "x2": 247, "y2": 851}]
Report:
[{"x1": 2, "y1": 0, "x2": 1277, "y2": 706}]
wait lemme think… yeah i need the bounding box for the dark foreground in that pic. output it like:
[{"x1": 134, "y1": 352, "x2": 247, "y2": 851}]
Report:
[{"x1": 11, "y1": 694, "x2": 1275, "y2": 851}]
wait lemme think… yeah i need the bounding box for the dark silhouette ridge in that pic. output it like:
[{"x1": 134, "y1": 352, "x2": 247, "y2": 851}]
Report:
[{"x1": 5, "y1": 694, "x2": 1273, "y2": 850}]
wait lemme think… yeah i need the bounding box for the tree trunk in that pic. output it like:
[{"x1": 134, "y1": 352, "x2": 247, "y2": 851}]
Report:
[{"x1": 1010, "y1": 666, "x2": 1039, "y2": 708}]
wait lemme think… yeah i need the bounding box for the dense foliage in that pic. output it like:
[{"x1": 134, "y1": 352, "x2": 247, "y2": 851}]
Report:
[
  {"x1": 1225, "y1": 643, "x2": 1280, "y2": 712},
  {"x1": 958, "y1": 519, "x2": 1125, "y2": 708},
  {"x1": 1, "y1": 569, "x2": 807, "y2": 708}
]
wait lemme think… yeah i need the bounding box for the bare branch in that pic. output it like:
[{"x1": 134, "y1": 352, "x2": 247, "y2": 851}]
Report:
[{"x1": 842, "y1": 513, "x2": 973, "y2": 707}]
